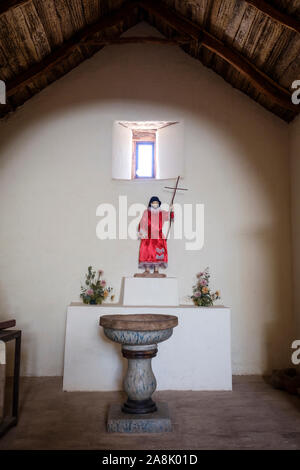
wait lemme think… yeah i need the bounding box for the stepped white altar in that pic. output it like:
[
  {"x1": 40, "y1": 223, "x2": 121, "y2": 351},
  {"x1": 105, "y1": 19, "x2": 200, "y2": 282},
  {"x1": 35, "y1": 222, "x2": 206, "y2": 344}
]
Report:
[{"x1": 63, "y1": 298, "x2": 232, "y2": 391}]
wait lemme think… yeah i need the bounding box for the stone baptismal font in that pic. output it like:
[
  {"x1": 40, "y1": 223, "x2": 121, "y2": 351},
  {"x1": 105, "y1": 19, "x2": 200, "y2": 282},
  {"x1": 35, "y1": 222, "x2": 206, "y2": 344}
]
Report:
[{"x1": 99, "y1": 313, "x2": 178, "y2": 433}]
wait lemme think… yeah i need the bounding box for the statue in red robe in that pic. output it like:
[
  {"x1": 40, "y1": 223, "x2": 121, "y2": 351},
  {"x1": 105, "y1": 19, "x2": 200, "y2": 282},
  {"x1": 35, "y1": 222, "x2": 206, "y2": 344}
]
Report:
[{"x1": 136, "y1": 196, "x2": 174, "y2": 277}]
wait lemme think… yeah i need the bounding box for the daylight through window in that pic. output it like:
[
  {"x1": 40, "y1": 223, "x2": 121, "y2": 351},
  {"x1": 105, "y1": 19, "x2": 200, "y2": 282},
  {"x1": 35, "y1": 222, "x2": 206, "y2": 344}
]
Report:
[{"x1": 135, "y1": 142, "x2": 155, "y2": 178}]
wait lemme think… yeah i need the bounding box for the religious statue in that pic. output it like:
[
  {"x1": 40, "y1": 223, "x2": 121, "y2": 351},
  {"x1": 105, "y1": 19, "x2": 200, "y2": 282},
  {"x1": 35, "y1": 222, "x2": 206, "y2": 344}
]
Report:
[
  {"x1": 134, "y1": 177, "x2": 187, "y2": 278},
  {"x1": 135, "y1": 196, "x2": 174, "y2": 278}
]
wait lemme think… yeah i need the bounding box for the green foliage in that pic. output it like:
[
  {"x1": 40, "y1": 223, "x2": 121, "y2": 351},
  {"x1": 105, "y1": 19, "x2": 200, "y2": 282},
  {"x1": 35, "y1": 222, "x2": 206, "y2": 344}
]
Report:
[
  {"x1": 80, "y1": 266, "x2": 113, "y2": 305},
  {"x1": 191, "y1": 267, "x2": 220, "y2": 307}
]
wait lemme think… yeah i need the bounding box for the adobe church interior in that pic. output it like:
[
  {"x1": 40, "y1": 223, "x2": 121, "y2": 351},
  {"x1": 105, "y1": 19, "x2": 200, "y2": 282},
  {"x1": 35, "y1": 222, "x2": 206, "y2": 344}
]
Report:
[{"x1": 0, "y1": 0, "x2": 300, "y2": 451}]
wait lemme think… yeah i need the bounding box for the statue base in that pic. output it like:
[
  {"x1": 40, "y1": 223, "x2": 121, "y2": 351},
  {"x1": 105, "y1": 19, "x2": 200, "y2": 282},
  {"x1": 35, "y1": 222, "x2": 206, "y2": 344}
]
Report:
[
  {"x1": 123, "y1": 277, "x2": 179, "y2": 306},
  {"x1": 134, "y1": 272, "x2": 166, "y2": 278}
]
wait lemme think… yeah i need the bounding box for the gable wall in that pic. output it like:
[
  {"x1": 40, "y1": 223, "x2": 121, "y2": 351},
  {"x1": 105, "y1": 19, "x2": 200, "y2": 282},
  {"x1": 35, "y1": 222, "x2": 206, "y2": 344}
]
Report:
[{"x1": 0, "y1": 24, "x2": 293, "y2": 376}]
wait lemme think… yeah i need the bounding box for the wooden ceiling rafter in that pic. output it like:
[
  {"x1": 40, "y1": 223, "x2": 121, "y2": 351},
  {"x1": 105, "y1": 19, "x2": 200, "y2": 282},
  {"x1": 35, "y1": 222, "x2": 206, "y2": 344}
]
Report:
[
  {"x1": 82, "y1": 36, "x2": 191, "y2": 46},
  {"x1": 5, "y1": 0, "x2": 140, "y2": 98},
  {"x1": 138, "y1": 0, "x2": 298, "y2": 114},
  {"x1": 0, "y1": 1, "x2": 300, "y2": 120},
  {"x1": 244, "y1": 0, "x2": 300, "y2": 35},
  {"x1": 0, "y1": 0, "x2": 31, "y2": 17},
  {"x1": 2, "y1": 0, "x2": 300, "y2": 35}
]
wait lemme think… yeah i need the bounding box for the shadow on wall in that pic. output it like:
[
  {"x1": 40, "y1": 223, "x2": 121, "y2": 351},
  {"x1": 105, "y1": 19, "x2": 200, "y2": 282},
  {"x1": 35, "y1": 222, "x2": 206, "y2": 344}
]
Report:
[{"x1": 0, "y1": 34, "x2": 294, "y2": 374}]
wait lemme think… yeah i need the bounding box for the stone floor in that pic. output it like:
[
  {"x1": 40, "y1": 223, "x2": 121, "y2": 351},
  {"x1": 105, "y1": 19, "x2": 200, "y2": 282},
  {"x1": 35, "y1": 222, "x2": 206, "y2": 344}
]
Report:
[{"x1": 0, "y1": 376, "x2": 299, "y2": 450}]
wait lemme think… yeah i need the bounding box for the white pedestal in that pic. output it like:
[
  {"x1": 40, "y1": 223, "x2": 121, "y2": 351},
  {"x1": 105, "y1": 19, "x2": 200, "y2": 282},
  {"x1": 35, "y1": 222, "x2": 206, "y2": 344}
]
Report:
[
  {"x1": 123, "y1": 277, "x2": 179, "y2": 306},
  {"x1": 63, "y1": 304, "x2": 232, "y2": 391}
]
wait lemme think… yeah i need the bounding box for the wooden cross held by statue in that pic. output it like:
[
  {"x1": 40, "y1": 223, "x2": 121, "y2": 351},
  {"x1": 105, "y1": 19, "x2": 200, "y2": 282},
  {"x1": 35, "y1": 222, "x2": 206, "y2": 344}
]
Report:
[{"x1": 165, "y1": 176, "x2": 188, "y2": 239}]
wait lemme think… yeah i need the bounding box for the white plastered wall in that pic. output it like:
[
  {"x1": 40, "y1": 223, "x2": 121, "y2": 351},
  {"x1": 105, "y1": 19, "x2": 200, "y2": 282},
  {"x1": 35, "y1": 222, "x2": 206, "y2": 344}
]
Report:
[{"x1": 0, "y1": 23, "x2": 294, "y2": 376}]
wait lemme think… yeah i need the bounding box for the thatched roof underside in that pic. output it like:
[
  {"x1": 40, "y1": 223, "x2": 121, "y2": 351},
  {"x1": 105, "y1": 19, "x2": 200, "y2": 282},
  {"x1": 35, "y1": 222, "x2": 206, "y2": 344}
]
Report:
[{"x1": 0, "y1": 0, "x2": 300, "y2": 122}]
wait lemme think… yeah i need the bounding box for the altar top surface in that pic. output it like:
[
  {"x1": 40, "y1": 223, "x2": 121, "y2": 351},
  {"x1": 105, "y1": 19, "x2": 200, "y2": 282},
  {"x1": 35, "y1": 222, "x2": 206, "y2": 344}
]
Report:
[{"x1": 70, "y1": 302, "x2": 229, "y2": 309}]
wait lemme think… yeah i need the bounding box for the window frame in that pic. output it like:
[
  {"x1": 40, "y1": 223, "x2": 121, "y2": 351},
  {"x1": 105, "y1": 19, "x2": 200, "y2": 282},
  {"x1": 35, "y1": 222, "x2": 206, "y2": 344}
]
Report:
[
  {"x1": 134, "y1": 141, "x2": 155, "y2": 179},
  {"x1": 132, "y1": 130, "x2": 156, "y2": 179}
]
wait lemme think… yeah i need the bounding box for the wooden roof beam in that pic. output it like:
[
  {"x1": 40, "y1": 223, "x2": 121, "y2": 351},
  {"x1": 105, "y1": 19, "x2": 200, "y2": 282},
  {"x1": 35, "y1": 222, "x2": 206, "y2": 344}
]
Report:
[
  {"x1": 139, "y1": 0, "x2": 298, "y2": 114},
  {"x1": 0, "y1": 0, "x2": 31, "y2": 16},
  {"x1": 6, "y1": 0, "x2": 139, "y2": 97},
  {"x1": 1, "y1": 0, "x2": 300, "y2": 35},
  {"x1": 83, "y1": 36, "x2": 191, "y2": 46},
  {"x1": 245, "y1": 0, "x2": 300, "y2": 35}
]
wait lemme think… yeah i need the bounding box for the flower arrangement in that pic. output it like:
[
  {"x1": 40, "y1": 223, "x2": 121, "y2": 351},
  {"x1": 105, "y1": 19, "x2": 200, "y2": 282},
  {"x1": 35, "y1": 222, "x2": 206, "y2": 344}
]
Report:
[
  {"x1": 191, "y1": 268, "x2": 220, "y2": 307},
  {"x1": 80, "y1": 266, "x2": 113, "y2": 305}
]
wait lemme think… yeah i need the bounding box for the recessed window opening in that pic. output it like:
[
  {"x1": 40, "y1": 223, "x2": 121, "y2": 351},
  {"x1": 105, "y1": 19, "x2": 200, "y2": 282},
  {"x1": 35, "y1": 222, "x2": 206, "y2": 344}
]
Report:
[{"x1": 112, "y1": 121, "x2": 184, "y2": 180}]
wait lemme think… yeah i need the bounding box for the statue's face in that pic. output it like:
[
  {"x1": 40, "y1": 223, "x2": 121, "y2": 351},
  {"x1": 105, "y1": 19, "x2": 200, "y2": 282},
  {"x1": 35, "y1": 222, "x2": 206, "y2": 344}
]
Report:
[{"x1": 151, "y1": 201, "x2": 159, "y2": 209}]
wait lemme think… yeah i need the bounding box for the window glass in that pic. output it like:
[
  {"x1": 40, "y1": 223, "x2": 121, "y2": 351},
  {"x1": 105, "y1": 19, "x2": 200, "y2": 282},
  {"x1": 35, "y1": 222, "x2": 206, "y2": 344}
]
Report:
[{"x1": 135, "y1": 142, "x2": 154, "y2": 178}]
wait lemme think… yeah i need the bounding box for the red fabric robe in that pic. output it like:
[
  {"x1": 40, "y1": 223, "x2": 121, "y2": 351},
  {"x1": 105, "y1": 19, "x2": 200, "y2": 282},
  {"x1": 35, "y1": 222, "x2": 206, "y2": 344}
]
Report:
[{"x1": 138, "y1": 208, "x2": 174, "y2": 269}]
